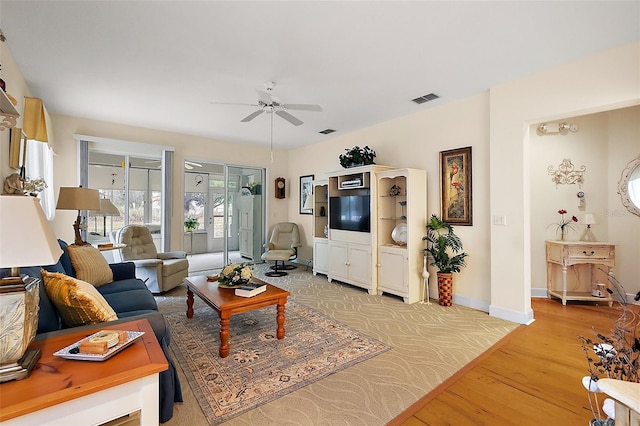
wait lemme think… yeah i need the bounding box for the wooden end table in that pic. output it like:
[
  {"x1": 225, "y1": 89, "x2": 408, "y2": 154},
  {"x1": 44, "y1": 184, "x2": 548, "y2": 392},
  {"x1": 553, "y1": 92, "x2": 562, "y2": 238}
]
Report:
[
  {"x1": 183, "y1": 275, "x2": 290, "y2": 358},
  {"x1": 0, "y1": 318, "x2": 167, "y2": 425}
]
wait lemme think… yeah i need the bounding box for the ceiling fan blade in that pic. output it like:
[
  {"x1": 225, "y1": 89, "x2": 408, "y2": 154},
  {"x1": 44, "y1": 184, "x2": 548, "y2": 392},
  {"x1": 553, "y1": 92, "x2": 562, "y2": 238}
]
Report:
[
  {"x1": 276, "y1": 110, "x2": 303, "y2": 126},
  {"x1": 282, "y1": 104, "x2": 323, "y2": 112},
  {"x1": 241, "y1": 109, "x2": 265, "y2": 122},
  {"x1": 256, "y1": 90, "x2": 272, "y2": 105},
  {"x1": 210, "y1": 101, "x2": 259, "y2": 107}
]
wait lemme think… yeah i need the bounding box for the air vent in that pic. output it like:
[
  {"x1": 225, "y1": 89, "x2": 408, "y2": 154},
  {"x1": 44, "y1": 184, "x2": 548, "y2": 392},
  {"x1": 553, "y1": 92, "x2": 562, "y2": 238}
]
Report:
[
  {"x1": 411, "y1": 93, "x2": 439, "y2": 104},
  {"x1": 319, "y1": 128, "x2": 336, "y2": 135}
]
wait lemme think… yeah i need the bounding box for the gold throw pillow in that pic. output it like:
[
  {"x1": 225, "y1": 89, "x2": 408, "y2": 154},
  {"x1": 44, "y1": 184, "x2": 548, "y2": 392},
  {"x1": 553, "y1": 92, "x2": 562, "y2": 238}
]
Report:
[
  {"x1": 66, "y1": 244, "x2": 113, "y2": 287},
  {"x1": 42, "y1": 270, "x2": 118, "y2": 327}
]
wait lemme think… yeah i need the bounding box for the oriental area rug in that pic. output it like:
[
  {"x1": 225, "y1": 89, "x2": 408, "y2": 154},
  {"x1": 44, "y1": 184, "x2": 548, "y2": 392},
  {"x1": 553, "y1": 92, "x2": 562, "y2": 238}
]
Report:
[{"x1": 165, "y1": 301, "x2": 391, "y2": 424}]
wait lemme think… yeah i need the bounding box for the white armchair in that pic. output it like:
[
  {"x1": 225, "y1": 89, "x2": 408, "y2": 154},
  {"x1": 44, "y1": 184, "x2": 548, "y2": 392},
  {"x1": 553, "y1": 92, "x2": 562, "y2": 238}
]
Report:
[
  {"x1": 111, "y1": 224, "x2": 189, "y2": 293},
  {"x1": 261, "y1": 222, "x2": 301, "y2": 277}
]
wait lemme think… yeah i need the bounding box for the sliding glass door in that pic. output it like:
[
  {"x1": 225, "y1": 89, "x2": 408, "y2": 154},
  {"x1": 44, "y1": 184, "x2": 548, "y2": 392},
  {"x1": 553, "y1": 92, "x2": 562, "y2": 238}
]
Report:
[{"x1": 184, "y1": 162, "x2": 265, "y2": 272}]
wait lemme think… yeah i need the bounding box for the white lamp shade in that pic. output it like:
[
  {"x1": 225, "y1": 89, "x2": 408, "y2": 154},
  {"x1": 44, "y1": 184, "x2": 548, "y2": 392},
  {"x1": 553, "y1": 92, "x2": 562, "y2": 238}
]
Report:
[
  {"x1": 582, "y1": 213, "x2": 597, "y2": 225},
  {"x1": 0, "y1": 196, "x2": 63, "y2": 268},
  {"x1": 303, "y1": 193, "x2": 313, "y2": 210},
  {"x1": 91, "y1": 198, "x2": 120, "y2": 217}
]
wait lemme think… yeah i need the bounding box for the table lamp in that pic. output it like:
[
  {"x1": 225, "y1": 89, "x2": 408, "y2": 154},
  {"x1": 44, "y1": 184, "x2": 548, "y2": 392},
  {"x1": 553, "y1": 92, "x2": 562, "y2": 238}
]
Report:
[
  {"x1": 92, "y1": 198, "x2": 120, "y2": 237},
  {"x1": 303, "y1": 192, "x2": 313, "y2": 212},
  {"x1": 0, "y1": 195, "x2": 63, "y2": 382},
  {"x1": 56, "y1": 187, "x2": 101, "y2": 245},
  {"x1": 580, "y1": 213, "x2": 598, "y2": 242}
]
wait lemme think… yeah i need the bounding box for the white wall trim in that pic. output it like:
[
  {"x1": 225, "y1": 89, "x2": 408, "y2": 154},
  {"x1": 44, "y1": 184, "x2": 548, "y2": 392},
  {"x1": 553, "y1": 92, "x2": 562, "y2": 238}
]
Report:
[
  {"x1": 73, "y1": 133, "x2": 174, "y2": 154},
  {"x1": 489, "y1": 304, "x2": 534, "y2": 325},
  {"x1": 452, "y1": 295, "x2": 490, "y2": 313},
  {"x1": 531, "y1": 288, "x2": 548, "y2": 298}
]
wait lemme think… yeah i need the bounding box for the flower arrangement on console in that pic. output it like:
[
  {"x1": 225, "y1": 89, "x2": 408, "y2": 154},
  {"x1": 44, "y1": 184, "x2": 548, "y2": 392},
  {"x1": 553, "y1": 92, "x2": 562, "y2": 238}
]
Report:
[
  {"x1": 219, "y1": 263, "x2": 253, "y2": 286},
  {"x1": 578, "y1": 274, "x2": 640, "y2": 425},
  {"x1": 550, "y1": 208, "x2": 578, "y2": 241}
]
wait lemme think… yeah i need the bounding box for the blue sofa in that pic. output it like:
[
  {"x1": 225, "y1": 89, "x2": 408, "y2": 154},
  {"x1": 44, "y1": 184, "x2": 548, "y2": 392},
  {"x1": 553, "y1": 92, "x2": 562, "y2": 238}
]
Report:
[{"x1": 4, "y1": 240, "x2": 183, "y2": 423}]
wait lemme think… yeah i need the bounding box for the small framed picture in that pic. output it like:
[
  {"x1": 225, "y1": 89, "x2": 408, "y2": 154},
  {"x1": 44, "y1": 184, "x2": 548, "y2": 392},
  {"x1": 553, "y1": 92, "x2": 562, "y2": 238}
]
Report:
[
  {"x1": 299, "y1": 174, "x2": 314, "y2": 215},
  {"x1": 440, "y1": 146, "x2": 472, "y2": 226}
]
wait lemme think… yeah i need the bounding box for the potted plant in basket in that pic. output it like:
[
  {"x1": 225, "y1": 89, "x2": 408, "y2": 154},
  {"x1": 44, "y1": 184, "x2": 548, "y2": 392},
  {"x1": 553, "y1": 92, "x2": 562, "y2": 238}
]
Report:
[
  {"x1": 339, "y1": 145, "x2": 376, "y2": 168},
  {"x1": 423, "y1": 214, "x2": 468, "y2": 306}
]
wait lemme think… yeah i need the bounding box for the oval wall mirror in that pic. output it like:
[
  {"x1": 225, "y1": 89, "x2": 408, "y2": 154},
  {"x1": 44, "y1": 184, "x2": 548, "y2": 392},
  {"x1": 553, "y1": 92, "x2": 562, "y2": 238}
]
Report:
[{"x1": 618, "y1": 155, "x2": 640, "y2": 217}]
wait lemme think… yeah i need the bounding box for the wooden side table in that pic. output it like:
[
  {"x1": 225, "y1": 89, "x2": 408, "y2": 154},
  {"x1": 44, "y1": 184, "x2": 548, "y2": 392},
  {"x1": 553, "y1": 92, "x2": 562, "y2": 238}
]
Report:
[
  {"x1": 0, "y1": 319, "x2": 167, "y2": 425},
  {"x1": 598, "y1": 379, "x2": 640, "y2": 426},
  {"x1": 545, "y1": 241, "x2": 615, "y2": 306},
  {"x1": 94, "y1": 243, "x2": 126, "y2": 251}
]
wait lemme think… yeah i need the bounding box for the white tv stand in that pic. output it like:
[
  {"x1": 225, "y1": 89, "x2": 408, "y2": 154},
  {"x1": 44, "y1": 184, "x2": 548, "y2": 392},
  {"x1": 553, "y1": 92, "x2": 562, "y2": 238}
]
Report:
[
  {"x1": 316, "y1": 165, "x2": 427, "y2": 303},
  {"x1": 324, "y1": 165, "x2": 392, "y2": 295}
]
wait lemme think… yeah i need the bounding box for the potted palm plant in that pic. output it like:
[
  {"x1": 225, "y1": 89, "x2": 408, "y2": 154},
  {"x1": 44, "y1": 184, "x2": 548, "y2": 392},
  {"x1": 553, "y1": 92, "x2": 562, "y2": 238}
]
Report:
[{"x1": 423, "y1": 214, "x2": 468, "y2": 306}]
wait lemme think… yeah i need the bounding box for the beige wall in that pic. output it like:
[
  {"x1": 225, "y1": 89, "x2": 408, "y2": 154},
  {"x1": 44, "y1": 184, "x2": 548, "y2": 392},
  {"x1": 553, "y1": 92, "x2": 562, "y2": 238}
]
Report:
[
  {"x1": 606, "y1": 107, "x2": 640, "y2": 297},
  {"x1": 529, "y1": 106, "x2": 640, "y2": 299},
  {"x1": 3, "y1": 40, "x2": 638, "y2": 322},
  {"x1": 289, "y1": 93, "x2": 491, "y2": 310},
  {"x1": 489, "y1": 41, "x2": 639, "y2": 323},
  {"x1": 0, "y1": 43, "x2": 32, "y2": 180},
  {"x1": 48, "y1": 114, "x2": 290, "y2": 246}
]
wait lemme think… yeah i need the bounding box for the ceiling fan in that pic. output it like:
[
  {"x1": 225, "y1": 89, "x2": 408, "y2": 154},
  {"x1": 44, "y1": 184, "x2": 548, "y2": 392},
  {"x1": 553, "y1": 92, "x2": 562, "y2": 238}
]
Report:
[
  {"x1": 144, "y1": 159, "x2": 202, "y2": 170},
  {"x1": 211, "y1": 81, "x2": 322, "y2": 126}
]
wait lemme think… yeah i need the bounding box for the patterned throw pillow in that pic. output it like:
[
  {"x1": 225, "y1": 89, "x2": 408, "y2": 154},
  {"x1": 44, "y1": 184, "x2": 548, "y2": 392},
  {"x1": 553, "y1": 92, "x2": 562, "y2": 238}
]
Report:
[
  {"x1": 42, "y1": 270, "x2": 118, "y2": 327},
  {"x1": 66, "y1": 244, "x2": 113, "y2": 287}
]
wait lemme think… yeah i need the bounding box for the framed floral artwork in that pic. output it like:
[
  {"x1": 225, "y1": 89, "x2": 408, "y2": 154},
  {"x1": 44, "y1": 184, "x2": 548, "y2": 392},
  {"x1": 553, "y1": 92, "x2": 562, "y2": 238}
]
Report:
[
  {"x1": 440, "y1": 146, "x2": 472, "y2": 226},
  {"x1": 299, "y1": 174, "x2": 314, "y2": 215}
]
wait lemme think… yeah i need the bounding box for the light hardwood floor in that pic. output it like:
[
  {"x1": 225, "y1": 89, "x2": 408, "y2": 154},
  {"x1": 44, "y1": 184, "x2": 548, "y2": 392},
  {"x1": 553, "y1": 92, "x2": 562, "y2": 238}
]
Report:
[{"x1": 389, "y1": 298, "x2": 625, "y2": 425}]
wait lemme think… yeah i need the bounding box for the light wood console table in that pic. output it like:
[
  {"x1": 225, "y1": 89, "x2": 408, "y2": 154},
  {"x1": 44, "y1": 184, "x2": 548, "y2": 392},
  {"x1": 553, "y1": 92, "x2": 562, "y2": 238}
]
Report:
[
  {"x1": 545, "y1": 241, "x2": 615, "y2": 306},
  {"x1": 598, "y1": 379, "x2": 640, "y2": 426},
  {"x1": 0, "y1": 319, "x2": 167, "y2": 425}
]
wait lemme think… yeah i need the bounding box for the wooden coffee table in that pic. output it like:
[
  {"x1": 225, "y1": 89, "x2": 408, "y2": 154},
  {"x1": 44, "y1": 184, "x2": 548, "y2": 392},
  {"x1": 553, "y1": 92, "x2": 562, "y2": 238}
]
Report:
[{"x1": 183, "y1": 275, "x2": 290, "y2": 358}]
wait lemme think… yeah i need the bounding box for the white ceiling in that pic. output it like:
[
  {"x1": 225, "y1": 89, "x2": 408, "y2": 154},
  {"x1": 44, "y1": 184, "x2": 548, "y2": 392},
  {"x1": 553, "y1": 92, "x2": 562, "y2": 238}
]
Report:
[{"x1": 1, "y1": 1, "x2": 638, "y2": 150}]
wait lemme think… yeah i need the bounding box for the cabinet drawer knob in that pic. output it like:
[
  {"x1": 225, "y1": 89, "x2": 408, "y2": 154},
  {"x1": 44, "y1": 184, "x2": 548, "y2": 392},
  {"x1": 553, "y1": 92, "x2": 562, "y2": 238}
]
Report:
[{"x1": 582, "y1": 250, "x2": 595, "y2": 256}]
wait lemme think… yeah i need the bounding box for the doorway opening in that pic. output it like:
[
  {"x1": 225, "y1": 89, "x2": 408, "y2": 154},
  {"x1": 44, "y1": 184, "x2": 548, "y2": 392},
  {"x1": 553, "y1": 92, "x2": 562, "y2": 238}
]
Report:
[{"x1": 184, "y1": 162, "x2": 265, "y2": 274}]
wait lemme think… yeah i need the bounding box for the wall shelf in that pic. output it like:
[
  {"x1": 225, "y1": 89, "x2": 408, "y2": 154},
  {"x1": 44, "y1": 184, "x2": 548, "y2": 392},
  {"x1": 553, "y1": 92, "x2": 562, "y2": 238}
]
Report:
[{"x1": 0, "y1": 89, "x2": 19, "y2": 130}]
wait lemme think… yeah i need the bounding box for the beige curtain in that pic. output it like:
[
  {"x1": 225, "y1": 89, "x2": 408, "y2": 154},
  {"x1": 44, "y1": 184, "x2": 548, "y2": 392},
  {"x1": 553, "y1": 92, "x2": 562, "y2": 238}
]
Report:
[{"x1": 23, "y1": 97, "x2": 56, "y2": 152}]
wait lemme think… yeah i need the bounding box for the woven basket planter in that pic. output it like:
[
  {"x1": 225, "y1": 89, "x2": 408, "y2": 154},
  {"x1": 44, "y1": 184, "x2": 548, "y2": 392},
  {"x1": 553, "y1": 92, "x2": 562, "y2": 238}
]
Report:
[{"x1": 437, "y1": 273, "x2": 454, "y2": 306}]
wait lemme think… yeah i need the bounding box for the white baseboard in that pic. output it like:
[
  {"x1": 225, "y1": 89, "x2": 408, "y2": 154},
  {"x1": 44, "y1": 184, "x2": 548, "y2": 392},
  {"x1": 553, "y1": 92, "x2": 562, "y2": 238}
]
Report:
[
  {"x1": 531, "y1": 288, "x2": 547, "y2": 298},
  {"x1": 489, "y1": 304, "x2": 534, "y2": 325},
  {"x1": 452, "y1": 295, "x2": 490, "y2": 313}
]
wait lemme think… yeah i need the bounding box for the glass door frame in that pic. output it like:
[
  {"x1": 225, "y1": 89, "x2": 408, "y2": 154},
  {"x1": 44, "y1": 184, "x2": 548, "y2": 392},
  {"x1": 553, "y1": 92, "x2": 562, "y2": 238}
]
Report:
[{"x1": 184, "y1": 161, "x2": 266, "y2": 267}]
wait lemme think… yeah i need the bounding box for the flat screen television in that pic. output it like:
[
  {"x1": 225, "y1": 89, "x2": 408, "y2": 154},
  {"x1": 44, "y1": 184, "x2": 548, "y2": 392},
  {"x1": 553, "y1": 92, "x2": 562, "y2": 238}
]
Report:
[{"x1": 329, "y1": 195, "x2": 370, "y2": 232}]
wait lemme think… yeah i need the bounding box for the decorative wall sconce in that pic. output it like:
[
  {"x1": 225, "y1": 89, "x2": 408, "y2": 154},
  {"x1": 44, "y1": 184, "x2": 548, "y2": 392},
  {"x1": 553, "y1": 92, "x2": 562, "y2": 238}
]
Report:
[
  {"x1": 537, "y1": 122, "x2": 579, "y2": 136},
  {"x1": 548, "y1": 158, "x2": 586, "y2": 188}
]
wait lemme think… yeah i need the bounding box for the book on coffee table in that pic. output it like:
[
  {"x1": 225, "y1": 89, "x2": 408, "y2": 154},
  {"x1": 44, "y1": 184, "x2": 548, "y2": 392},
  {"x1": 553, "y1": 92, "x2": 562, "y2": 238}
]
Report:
[{"x1": 235, "y1": 283, "x2": 267, "y2": 298}]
